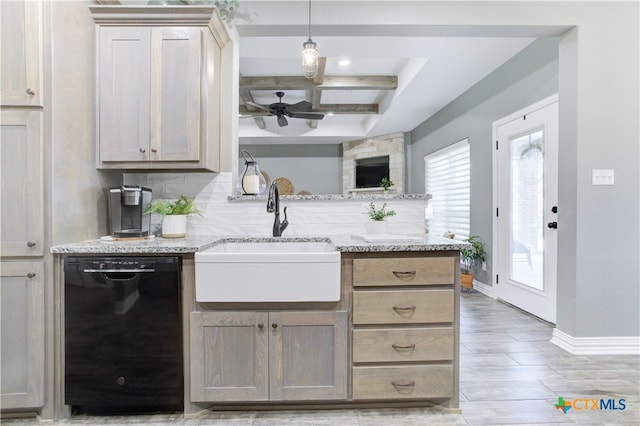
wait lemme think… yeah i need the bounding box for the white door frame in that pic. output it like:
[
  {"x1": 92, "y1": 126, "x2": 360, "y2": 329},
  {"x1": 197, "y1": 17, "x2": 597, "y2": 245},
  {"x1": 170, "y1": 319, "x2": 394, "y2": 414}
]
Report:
[{"x1": 491, "y1": 93, "x2": 559, "y2": 321}]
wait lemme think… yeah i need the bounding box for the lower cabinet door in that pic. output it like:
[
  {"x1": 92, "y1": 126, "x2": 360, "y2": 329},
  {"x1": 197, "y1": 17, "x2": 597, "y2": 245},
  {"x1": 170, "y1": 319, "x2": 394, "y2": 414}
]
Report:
[
  {"x1": 269, "y1": 311, "x2": 348, "y2": 401},
  {"x1": 0, "y1": 261, "x2": 44, "y2": 409},
  {"x1": 190, "y1": 311, "x2": 269, "y2": 402}
]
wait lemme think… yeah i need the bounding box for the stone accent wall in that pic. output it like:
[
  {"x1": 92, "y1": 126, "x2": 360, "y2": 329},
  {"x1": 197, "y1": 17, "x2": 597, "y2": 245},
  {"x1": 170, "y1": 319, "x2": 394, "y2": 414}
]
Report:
[{"x1": 342, "y1": 133, "x2": 405, "y2": 194}]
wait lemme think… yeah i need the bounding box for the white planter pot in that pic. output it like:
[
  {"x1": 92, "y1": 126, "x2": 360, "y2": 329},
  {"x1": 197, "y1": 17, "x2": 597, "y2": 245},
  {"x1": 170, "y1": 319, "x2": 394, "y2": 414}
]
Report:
[
  {"x1": 367, "y1": 220, "x2": 387, "y2": 234},
  {"x1": 162, "y1": 215, "x2": 187, "y2": 238}
]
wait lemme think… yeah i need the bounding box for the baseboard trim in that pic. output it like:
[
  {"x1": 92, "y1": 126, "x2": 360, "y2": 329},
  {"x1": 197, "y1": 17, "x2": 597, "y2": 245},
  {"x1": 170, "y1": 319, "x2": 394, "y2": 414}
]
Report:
[
  {"x1": 550, "y1": 328, "x2": 640, "y2": 355},
  {"x1": 471, "y1": 280, "x2": 496, "y2": 299}
]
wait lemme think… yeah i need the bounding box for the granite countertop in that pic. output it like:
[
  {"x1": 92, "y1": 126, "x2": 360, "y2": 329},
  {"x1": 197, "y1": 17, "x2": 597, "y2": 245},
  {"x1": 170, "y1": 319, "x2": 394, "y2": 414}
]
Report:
[{"x1": 51, "y1": 234, "x2": 466, "y2": 254}]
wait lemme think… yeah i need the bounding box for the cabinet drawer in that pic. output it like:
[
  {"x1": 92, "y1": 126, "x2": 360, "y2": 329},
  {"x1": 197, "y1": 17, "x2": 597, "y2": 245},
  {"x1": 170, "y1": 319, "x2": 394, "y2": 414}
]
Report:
[
  {"x1": 353, "y1": 257, "x2": 455, "y2": 287},
  {"x1": 353, "y1": 290, "x2": 454, "y2": 325},
  {"x1": 353, "y1": 328, "x2": 454, "y2": 363},
  {"x1": 352, "y1": 365, "x2": 453, "y2": 400}
]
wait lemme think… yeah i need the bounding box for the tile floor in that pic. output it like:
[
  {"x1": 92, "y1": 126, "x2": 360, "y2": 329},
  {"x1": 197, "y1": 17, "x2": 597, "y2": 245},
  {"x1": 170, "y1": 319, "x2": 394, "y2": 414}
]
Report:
[{"x1": 3, "y1": 291, "x2": 639, "y2": 425}]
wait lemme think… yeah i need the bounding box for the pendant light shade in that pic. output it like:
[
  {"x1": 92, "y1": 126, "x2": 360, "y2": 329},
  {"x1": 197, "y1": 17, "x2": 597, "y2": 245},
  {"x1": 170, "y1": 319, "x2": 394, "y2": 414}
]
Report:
[
  {"x1": 302, "y1": 39, "x2": 319, "y2": 78},
  {"x1": 301, "y1": 0, "x2": 318, "y2": 79}
]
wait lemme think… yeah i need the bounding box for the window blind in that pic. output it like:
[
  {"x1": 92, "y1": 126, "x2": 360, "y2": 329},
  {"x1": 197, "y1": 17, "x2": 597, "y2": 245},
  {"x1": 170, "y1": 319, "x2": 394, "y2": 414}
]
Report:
[{"x1": 424, "y1": 139, "x2": 470, "y2": 241}]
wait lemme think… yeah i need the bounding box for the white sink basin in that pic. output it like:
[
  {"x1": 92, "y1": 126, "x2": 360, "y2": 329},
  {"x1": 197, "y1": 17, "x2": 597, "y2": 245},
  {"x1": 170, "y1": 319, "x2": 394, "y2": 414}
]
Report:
[{"x1": 195, "y1": 240, "x2": 341, "y2": 302}]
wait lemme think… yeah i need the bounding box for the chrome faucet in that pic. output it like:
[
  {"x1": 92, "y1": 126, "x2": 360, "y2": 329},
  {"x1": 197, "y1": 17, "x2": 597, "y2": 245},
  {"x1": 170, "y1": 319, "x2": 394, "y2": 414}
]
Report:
[{"x1": 266, "y1": 181, "x2": 288, "y2": 237}]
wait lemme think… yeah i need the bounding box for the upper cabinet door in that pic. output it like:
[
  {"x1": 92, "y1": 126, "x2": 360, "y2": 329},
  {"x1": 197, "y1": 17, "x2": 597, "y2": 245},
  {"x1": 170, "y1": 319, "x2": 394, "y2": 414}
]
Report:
[
  {"x1": 98, "y1": 27, "x2": 151, "y2": 162},
  {"x1": 0, "y1": 110, "x2": 43, "y2": 257},
  {"x1": 150, "y1": 27, "x2": 202, "y2": 162},
  {"x1": 0, "y1": 0, "x2": 42, "y2": 106}
]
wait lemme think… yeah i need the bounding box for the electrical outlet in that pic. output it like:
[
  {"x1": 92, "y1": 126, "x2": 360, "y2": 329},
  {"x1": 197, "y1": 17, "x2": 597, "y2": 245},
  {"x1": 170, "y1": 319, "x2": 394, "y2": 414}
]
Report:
[
  {"x1": 592, "y1": 169, "x2": 614, "y2": 186},
  {"x1": 482, "y1": 261, "x2": 487, "y2": 271}
]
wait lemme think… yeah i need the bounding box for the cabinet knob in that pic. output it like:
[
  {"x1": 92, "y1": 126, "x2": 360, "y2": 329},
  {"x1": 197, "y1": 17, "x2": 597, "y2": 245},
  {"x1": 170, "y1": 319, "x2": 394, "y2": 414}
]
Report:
[
  {"x1": 257, "y1": 322, "x2": 264, "y2": 330},
  {"x1": 139, "y1": 147, "x2": 146, "y2": 154},
  {"x1": 26, "y1": 273, "x2": 36, "y2": 279},
  {"x1": 27, "y1": 241, "x2": 37, "y2": 247},
  {"x1": 272, "y1": 323, "x2": 278, "y2": 330},
  {"x1": 151, "y1": 147, "x2": 157, "y2": 153},
  {"x1": 547, "y1": 221, "x2": 558, "y2": 229},
  {"x1": 26, "y1": 88, "x2": 35, "y2": 95},
  {"x1": 116, "y1": 376, "x2": 126, "y2": 386}
]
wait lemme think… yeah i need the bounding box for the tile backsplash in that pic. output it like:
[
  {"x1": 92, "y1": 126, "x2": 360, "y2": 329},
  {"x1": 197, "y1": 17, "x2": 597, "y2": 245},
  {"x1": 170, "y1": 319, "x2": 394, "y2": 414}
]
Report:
[{"x1": 125, "y1": 172, "x2": 427, "y2": 237}]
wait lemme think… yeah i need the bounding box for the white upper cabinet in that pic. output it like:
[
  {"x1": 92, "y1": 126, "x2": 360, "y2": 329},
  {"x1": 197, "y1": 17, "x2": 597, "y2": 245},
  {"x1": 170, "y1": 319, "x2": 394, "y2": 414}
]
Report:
[
  {"x1": 0, "y1": 0, "x2": 43, "y2": 106},
  {"x1": 92, "y1": 6, "x2": 229, "y2": 171}
]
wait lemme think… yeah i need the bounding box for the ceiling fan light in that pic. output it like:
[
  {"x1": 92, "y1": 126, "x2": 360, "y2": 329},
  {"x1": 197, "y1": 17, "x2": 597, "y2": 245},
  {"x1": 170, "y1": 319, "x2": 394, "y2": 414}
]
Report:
[{"x1": 302, "y1": 39, "x2": 319, "y2": 79}]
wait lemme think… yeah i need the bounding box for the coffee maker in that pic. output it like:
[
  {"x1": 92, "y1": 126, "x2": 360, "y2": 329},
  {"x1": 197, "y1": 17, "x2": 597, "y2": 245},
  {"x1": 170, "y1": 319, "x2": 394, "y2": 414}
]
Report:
[{"x1": 108, "y1": 186, "x2": 152, "y2": 238}]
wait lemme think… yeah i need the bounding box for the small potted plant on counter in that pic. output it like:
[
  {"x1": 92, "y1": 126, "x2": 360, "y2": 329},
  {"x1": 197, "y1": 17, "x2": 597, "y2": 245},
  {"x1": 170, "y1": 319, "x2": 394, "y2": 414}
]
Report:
[
  {"x1": 460, "y1": 235, "x2": 486, "y2": 290},
  {"x1": 145, "y1": 195, "x2": 201, "y2": 238},
  {"x1": 367, "y1": 202, "x2": 396, "y2": 234}
]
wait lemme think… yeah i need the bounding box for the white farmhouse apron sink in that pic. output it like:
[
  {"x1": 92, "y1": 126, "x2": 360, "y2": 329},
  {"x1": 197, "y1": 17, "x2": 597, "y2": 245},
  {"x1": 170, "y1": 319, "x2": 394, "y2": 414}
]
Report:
[{"x1": 195, "y1": 240, "x2": 340, "y2": 302}]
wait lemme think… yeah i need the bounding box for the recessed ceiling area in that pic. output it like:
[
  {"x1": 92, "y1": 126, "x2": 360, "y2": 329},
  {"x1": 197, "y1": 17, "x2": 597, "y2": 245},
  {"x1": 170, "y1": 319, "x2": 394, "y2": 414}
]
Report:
[{"x1": 236, "y1": 3, "x2": 537, "y2": 145}]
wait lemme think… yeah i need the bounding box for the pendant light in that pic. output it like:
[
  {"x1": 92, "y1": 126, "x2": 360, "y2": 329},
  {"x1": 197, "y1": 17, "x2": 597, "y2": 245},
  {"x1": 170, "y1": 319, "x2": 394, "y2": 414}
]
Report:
[{"x1": 301, "y1": 0, "x2": 319, "y2": 79}]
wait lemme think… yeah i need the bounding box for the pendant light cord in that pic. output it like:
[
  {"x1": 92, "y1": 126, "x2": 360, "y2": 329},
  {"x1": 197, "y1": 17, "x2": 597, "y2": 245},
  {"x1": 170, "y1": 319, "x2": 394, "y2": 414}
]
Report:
[{"x1": 308, "y1": 0, "x2": 312, "y2": 40}]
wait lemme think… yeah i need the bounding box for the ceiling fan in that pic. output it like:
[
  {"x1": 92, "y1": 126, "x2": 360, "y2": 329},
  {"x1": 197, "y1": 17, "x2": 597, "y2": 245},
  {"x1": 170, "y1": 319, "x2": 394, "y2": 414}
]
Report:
[{"x1": 244, "y1": 91, "x2": 325, "y2": 127}]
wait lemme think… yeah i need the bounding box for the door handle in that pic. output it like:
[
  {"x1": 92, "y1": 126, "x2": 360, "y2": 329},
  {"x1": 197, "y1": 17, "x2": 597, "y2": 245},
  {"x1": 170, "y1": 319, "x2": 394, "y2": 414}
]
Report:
[{"x1": 547, "y1": 221, "x2": 558, "y2": 229}]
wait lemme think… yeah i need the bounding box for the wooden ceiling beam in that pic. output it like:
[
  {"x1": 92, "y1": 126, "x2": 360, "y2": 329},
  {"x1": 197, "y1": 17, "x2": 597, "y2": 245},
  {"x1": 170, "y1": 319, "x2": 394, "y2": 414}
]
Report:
[
  {"x1": 238, "y1": 103, "x2": 378, "y2": 116},
  {"x1": 239, "y1": 77, "x2": 266, "y2": 129},
  {"x1": 239, "y1": 75, "x2": 397, "y2": 91}
]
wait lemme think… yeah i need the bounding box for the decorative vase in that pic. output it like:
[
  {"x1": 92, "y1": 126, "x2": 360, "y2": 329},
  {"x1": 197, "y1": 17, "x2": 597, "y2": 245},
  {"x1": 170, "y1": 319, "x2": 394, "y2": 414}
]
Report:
[
  {"x1": 162, "y1": 215, "x2": 187, "y2": 238},
  {"x1": 367, "y1": 220, "x2": 387, "y2": 234}
]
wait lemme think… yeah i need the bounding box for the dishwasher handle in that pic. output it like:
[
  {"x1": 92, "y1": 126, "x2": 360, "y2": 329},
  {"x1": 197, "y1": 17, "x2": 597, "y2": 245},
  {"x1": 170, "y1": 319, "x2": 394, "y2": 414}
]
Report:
[{"x1": 83, "y1": 269, "x2": 156, "y2": 273}]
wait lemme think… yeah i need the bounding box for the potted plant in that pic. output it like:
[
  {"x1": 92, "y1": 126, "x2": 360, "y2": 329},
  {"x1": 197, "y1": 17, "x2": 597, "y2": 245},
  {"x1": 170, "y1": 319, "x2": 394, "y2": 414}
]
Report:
[
  {"x1": 460, "y1": 235, "x2": 486, "y2": 289},
  {"x1": 380, "y1": 177, "x2": 394, "y2": 191},
  {"x1": 367, "y1": 202, "x2": 396, "y2": 234},
  {"x1": 145, "y1": 195, "x2": 201, "y2": 238}
]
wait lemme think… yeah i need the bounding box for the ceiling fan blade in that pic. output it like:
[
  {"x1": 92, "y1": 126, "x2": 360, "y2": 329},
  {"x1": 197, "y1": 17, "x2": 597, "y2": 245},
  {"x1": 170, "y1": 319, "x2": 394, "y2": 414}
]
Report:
[
  {"x1": 289, "y1": 112, "x2": 325, "y2": 120},
  {"x1": 286, "y1": 100, "x2": 312, "y2": 113},
  {"x1": 277, "y1": 115, "x2": 288, "y2": 127},
  {"x1": 245, "y1": 101, "x2": 272, "y2": 112}
]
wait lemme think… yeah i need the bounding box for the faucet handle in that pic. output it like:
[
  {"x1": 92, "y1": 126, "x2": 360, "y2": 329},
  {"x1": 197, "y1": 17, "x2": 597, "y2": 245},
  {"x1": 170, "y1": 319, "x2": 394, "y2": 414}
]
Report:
[{"x1": 280, "y1": 207, "x2": 289, "y2": 233}]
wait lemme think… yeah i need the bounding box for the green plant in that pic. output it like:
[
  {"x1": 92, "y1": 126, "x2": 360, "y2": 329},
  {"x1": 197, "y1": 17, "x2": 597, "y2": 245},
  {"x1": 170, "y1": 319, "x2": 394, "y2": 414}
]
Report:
[
  {"x1": 213, "y1": 0, "x2": 240, "y2": 22},
  {"x1": 380, "y1": 177, "x2": 394, "y2": 191},
  {"x1": 460, "y1": 235, "x2": 486, "y2": 273},
  {"x1": 368, "y1": 202, "x2": 396, "y2": 221},
  {"x1": 145, "y1": 195, "x2": 201, "y2": 216}
]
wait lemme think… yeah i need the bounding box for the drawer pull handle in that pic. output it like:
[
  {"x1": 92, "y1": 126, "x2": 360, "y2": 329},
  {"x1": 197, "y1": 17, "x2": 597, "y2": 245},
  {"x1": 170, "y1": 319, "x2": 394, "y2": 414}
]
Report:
[
  {"x1": 391, "y1": 343, "x2": 416, "y2": 351},
  {"x1": 391, "y1": 380, "x2": 415, "y2": 388},
  {"x1": 392, "y1": 305, "x2": 416, "y2": 313},
  {"x1": 392, "y1": 270, "x2": 416, "y2": 278}
]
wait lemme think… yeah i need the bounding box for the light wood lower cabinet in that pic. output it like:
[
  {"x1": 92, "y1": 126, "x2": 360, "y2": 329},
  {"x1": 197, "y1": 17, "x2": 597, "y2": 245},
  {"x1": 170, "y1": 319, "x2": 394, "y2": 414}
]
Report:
[
  {"x1": 347, "y1": 252, "x2": 459, "y2": 406},
  {"x1": 0, "y1": 261, "x2": 44, "y2": 409},
  {"x1": 352, "y1": 365, "x2": 453, "y2": 400},
  {"x1": 190, "y1": 310, "x2": 347, "y2": 402}
]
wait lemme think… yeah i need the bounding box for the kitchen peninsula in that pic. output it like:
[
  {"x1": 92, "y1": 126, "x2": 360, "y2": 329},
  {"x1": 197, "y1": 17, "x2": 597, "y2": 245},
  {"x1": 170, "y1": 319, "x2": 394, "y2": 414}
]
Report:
[{"x1": 52, "y1": 235, "x2": 465, "y2": 417}]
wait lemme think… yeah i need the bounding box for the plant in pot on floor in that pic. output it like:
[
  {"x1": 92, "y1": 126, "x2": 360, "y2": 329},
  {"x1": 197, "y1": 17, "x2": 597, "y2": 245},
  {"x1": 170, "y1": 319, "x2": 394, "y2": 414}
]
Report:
[
  {"x1": 367, "y1": 202, "x2": 396, "y2": 234},
  {"x1": 145, "y1": 195, "x2": 201, "y2": 238},
  {"x1": 460, "y1": 235, "x2": 486, "y2": 290}
]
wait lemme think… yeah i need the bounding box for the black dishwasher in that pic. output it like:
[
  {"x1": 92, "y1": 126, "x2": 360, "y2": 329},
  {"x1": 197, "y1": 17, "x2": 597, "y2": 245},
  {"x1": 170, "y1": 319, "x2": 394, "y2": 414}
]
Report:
[{"x1": 64, "y1": 256, "x2": 183, "y2": 413}]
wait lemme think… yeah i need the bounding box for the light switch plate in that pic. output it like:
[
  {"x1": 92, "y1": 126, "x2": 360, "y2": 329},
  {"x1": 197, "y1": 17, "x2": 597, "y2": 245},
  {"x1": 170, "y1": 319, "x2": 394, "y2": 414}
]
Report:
[{"x1": 592, "y1": 169, "x2": 615, "y2": 186}]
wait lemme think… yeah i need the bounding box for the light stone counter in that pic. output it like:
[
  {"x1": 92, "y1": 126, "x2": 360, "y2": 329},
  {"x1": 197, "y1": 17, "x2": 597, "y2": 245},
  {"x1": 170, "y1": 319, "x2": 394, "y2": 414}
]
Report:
[{"x1": 51, "y1": 234, "x2": 466, "y2": 254}]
